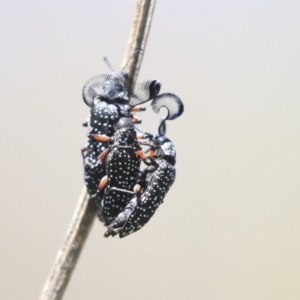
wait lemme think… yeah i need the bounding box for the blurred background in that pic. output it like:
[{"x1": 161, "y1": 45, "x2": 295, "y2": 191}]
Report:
[{"x1": 1, "y1": 0, "x2": 300, "y2": 299}]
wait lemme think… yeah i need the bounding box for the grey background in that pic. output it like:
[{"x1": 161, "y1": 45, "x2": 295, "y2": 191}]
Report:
[{"x1": 1, "y1": 0, "x2": 300, "y2": 299}]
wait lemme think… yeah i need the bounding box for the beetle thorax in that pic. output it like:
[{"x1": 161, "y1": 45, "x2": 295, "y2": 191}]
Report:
[{"x1": 113, "y1": 128, "x2": 137, "y2": 147}]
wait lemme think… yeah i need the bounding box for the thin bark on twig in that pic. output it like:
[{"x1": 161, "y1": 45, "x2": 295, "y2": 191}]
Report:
[
  {"x1": 122, "y1": 0, "x2": 156, "y2": 89},
  {"x1": 39, "y1": 1, "x2": 156, "y2": 300}
]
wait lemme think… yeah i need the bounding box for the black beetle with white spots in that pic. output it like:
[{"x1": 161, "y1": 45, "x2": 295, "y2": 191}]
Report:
[
  {"x1": 81, "y1": 57, "x2": 160, "y2": 221},
  {"x1": 82, "y1": 56, "x2": 184, "y2": 237}
]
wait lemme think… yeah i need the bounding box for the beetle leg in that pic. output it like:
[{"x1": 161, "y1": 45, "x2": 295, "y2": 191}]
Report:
[
  {"x1": 133, "y1": 184, "x2": 141, "y2": 193},
  {"x1": 107, "y1": 187, "x2": 136, "y2": 195},
  {"x1": 137, "y1": 134, "x2": 149, "y2": 140},
  {"x1": 84, "y1": 157, "x2": 97, "y2": 169},
  {"x1": 133, "y1": 184, "x2": 142, "y2": 202},
  {"x1": 81, "y1": 144, "x2": 89, "y2": 158},
  {"x1": 131, "y1": 105, "x2": 146, "y2": 111},
  {"x1": 98, "y1": 148, "x2": 110, "y2": 162},
  {"x1": 82, "y1": 117, "x2": 89, "y2": 127},
  {"x1": 92, "y1": 148, "x2": 110, "y2": 168},
  {"x1": 106, "y1": 183, "x2": 142, "y2": 201},
  {"x1": 91, "y1": 134, "x2": 111, "y2": 142},
  {"x1": 104, "y1": 227, "x2": 119, "y2": 237},
  {"x1": 148, "y1": 148, "x2": 156, "y2": 158},
  {"x1": 137, "y1": 131, "x2": 153, "y2": 140},
  {"x1": 131, "y1": 113, "x2": 142, "y2": 124},
  {"x1": 104, "y1": 198, "x2": 137, "y2": 238},
  {"x1": 135, "y1": 150, "x2": 146, "y2": 161},
  {"x1": 98, "y1": 175, "x2": 108, "y2": 192}
]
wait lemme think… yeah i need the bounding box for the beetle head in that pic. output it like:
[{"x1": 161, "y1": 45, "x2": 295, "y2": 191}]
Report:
[
  {"x1": 153, "y1": 133, "x2": 176, "y2": 166},
  {"x1": 100, "y1": 71, "x2": 129, "y2": 102}
]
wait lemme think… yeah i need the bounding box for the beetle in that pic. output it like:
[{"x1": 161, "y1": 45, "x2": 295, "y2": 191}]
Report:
[
  {"x1": 91, "y1": 113, "x2": 148, "y2": 225},
  {"x1": 81, "y1": 56, "x2": 161, "y2": 219},
  {"x1": 102, "y1": 92, "x2": 184, "y2": 237}
]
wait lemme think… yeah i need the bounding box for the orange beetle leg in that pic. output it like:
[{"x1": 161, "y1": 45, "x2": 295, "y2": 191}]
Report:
[
  {"x1": 148, "y1": 149, "x2": 156, "y2": 158},
  {"x1": 133, "y1": 184, "x2": 141, "y2": 193},
  {"x1": 135, "y1": 150, "x2": 146, "y2": 160},
  {"x1": 137, "y1": 134, "x2": 148, "y2": 140},
  {"x1": 97, "y1": 148, "x2": 110, "y2": 162},
  {"x1": 92, "y1": 134, "x2": 111, "y2": 142},
  {"x1": 98, "y1": 175, "x2": 108, "y2": 192},
  {"x1": 131, "y1": 114, "x2": 142, "y2": 124},
  {"x1": 131, "y1": 105, "x2": 146, "y2": 111}
]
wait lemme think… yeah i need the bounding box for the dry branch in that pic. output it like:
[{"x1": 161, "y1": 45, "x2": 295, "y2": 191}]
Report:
[{"x1": 39, "y1": 1, "x2": 156, "y2": 299}]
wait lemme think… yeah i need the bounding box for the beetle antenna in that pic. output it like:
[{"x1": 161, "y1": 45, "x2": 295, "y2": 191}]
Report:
[
  {"x1": 103, "y1": 56, "x2": 115, "y2": 72},
  {"x1": 158, "y1": 117, "x2": 167, "y2": 136}
]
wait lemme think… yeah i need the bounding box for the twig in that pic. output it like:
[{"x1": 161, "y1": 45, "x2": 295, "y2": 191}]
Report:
[
  {"x1": 122, "y1": 0, "x2": 156, "y2": 88},
  {"x1": 39, "y1": 1, "x2": 156, "y2": 299}
]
